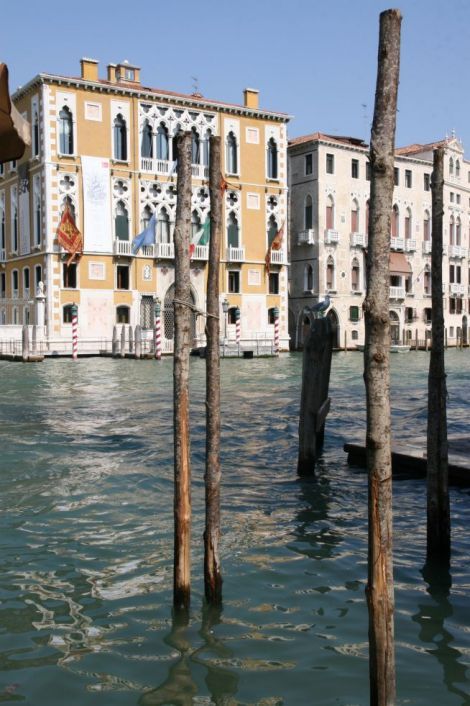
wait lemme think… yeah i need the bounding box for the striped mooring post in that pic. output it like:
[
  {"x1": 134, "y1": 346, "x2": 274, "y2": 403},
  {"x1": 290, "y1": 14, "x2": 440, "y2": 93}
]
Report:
[
  {"x1": 273, "y1": 306, "x2": 280, "y2": 354},
  {"x1": 154, "y1": 298, "x2": 162, "y2": 360},
  {"x1": 235, "y1": 306, "x2": 241, "y2": 345},
  {"x1": 71, "y1": 303, "x2": 78, "y2": 360}
]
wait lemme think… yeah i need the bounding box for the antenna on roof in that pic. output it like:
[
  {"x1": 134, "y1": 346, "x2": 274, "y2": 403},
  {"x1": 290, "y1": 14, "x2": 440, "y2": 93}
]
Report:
[{"x1": 191, "y1": 76, "x2": 200, "y2": 96}]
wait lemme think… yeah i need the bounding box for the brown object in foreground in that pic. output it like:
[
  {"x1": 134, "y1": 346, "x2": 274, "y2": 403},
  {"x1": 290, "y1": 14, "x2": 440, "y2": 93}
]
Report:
[
  {"x1": 173, "y1": 131, "x2": 193, "y2": 610},
  {"x1": 204, "y1": 136, "x2": 223, "y2": 605},
  {"x1": 0, "y1": 64, "x2": 30, "y2": 162},
  {"x1": 427, "y1": 147, "x2": 450, "y2": 563},
  {"x1": 297, "y1": 316, "x2": 335, "y2": 475},
  {"x1": 363, "y1": 9, "x2": 401, "y2": 706}
]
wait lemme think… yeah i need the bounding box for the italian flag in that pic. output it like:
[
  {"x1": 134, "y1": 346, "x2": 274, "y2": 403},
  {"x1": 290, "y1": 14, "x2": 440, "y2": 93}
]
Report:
[{"x1": 190, "y1": 217, "x2": 211, "y2": 257}]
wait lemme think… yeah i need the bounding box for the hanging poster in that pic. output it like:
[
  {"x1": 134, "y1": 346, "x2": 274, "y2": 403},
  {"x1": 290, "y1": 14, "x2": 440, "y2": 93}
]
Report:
[{"x1": 81, "y1": 156, "x2": 112, "y2": 253}]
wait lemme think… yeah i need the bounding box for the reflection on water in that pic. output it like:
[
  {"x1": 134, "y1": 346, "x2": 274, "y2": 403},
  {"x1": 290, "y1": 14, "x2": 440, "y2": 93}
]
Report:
[{"x1": 0, "y1": 352, "x2": 469, "y2": 705}]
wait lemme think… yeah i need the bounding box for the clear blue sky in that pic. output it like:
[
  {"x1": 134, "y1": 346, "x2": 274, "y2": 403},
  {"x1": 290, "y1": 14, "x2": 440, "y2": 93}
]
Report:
[{"x1": 2, "y1": 0, "x2": 469, "y2": 150}]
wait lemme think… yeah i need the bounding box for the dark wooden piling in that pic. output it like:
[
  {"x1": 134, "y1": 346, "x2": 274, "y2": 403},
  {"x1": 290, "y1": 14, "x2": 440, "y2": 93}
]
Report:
[
  {"x1": 120, "y1": 325, "x2": 126, "y2": 358},
  {"x1": 112, "y1": 325, "x2": 119, "y2": 357},
  {"x1": 297, "y1": 316, "x2": 335, "y2": 475},
  {"x1": 173, "y1": 131, "x2": 192, "y2": 610},
  {"x1": 204, "y1": 135, "x2": 223, "y2": 605}
]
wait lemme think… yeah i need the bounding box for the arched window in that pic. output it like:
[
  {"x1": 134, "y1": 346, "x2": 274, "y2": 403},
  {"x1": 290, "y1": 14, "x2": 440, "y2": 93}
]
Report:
[
  {"x1": 449, "y1": 215, "x2": 455, "y2": 245},
  {"x1": 12, "y1": 197, "x2": 18, "y2": 252},
  {"x1": 267, "y1": 138, "x2": 278, "y2": 179},
  {"x1": 191, "y1": 128, "x2": 200, "y2": 164},
  {"x1": 116, "y1": 305, "x2": 130, "y2": 324},
  {"x1": 63, "y1": 304, "x2": 74, "y2": 323},
  {"x1": 326, "y1": 195, "x2": 334, "y2": 230},
  {"x1": 351, "y1": 199, "x2": 359, "y2": 233},
  {"x1": 156, "y1": 123, "x2": 169, "y2": 161},
  {"x1": 405, "y1": 207, "x2": 412, "y2": 239},
  {"x1": 227, "y1": 212, "x2": 239, "y2": 247},
  {"x1": 351, "y1": 257, "x2": 360, "y2": 291},
  {"x1": 304, "y1": 264, "x2": 313, "y2": 291},
  {"x1": 191, "y1": 210, "x2": 201, "y2": 239},
  {"x1": 35, "y1": 265, "x2": 42, "y2": 291},
  {"x1": 142, "y1": 205, "x2": 152, "y2": 230},
  {"x1": 23, "y1": 267, "x2": 30, "y2": 295},
  {"x1": 305, "y1": 195, "x2": 313, "y2": 229},
  {"x1": 423, "y1": 210, "x2": 430, "y2": 241},
  {"x1": 267, "y1": 215, "x2": 278, "y2": 247},
  {"x1": 59, "y1": 106, "x2": 74, "y2": 155},
  {"x1": 202, "y1": 130, "x2": 211, "y2": 166},
  {"x1": 449, "y1": 157, "x2": 454, "y2": 175},
  {"x1": 326, "y1": 256, "x2": 335, "y2": 290},
  {"x1": 141, "y1": 120, "x2": 153, "y2": 158},
  {"x1": 113, "y1": 114, "x2": 127, "y2": 161},
  {"x1": 226, "y1": 132, "x2": 238, "y2": 174},
  {"x1": 391, "y1": 204, "x2": 399, "y2": 238},
  {"x1": 158, "y1": 207, "x2": 171, "y2": 243},
  {"x1": 456, "y1": 159, "x2": 460, "y2": 178},
  {"x1": 456, "y1": 216, "x2": 461, "y2": 245},
  {"x1": 115, "y1": 201, "x2": 129, "y2": 241}
]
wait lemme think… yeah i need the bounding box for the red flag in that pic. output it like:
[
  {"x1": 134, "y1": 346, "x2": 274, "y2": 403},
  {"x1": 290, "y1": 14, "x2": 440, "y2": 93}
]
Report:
[
  {"x1": 265, "y1": 223, "x2": 285, "y2": 275},
  {"x1": 57, "y1": 205, "x2": 82, "y2": 265}
]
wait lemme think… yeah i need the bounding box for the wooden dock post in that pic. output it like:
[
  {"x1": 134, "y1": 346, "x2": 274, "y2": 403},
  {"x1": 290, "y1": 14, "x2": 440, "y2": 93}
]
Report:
[
  {"x1": 112, "y1": 325, "x2": 119, "y2": 357},
  {"x1": 297, "y1": 316, "x2": 335, "y2": 475},
  {"x1": 22, "y1": 325, "x2": 30, "y2": 361},
  {"x1": 129, "y1": 325, "x2": 134, "y2": 354},
  {"x1": 134, "y1": 325, "x2": 142, "y2": 359},
  {"x1": 415, "y1": 328, "x2": 419, "y2": 351},
  {"x1": 120, "y1": 325, "x2": 126, "y2": 358}
]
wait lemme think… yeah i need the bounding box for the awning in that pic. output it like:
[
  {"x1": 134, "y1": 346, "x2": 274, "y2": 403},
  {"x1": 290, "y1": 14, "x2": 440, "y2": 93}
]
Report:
[
  {"x1": 389, "y1": 251, "x2": 411, "y2": 275},
  {"x1": 0, "y1": 63, "x2": 30, "y2": 163}
]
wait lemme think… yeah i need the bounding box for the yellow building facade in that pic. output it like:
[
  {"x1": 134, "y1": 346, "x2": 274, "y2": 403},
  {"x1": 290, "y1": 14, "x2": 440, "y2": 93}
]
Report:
[{"x1": 0, "y1": 58, "x2": 290, "y2": 351}]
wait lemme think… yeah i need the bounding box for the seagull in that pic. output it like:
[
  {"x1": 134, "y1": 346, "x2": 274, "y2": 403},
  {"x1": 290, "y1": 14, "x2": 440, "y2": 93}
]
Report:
[{"x1": 308, "y1": 294, "x2": 331, "y2": 318}]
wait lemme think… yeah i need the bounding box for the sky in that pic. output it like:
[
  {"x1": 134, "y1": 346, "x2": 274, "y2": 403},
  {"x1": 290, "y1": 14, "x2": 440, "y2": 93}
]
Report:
[{"x1": 2, "y1": 0, "x2": 470, "y2": 150}]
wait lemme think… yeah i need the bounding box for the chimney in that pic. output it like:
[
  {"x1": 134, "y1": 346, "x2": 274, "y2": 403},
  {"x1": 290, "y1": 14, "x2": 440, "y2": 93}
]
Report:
[
  {"x1": 107, "y1": 63, "x2": 117, "y2": 83},
  {"x1": 80, "y1": 57, "x2": 99, "y2": 82},
  {"x1": 243, "y1": 88, "x2": 259, "y2": 110}
]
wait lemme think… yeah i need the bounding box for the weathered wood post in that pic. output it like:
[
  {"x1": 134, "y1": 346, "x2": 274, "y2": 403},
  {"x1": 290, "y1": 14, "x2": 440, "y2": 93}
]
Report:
[
  {"x1": 427, "y1": 146, "x2": 450, "y2": 564},
  {"x1": 204, "y1": 135, "x2": 223, "y2": 605},
  {"x1": 22, "y1": 325, "x2": 30, "y2": 361},
  {"x1": 415, "y1": 328, "x2": 419, "y2": 351},
  {"x1": 129, "y1": 325, "x2": 134, "y2": 354},
  {"x1": 112, "y1": 325, "x2": 119, "y2": 357},
  {"x1": 297, "y1": 316, "x2": 335, "y2": 474},
  {"x1": 173, "y1": 131, "x2": 192, "y2": 610},
  {"x1": 120, "y1": 325, "x2": 126, "y2": 358},
  {"x1": 363, "y1": 10, "x2": 401, "y2": 706},
  {"x1": 134, "y1": 324, "x2": 142, "y2": 359}
]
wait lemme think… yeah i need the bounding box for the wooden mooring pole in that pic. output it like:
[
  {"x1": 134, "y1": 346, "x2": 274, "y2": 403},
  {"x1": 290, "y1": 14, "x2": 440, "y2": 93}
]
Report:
[
  {"x1": 363, "y1": 9, "x2": 401, "y2": 706},
  {"x1": 297, "y1": 316, "x2": 335, "y2": 475},
  {"x1": 204, "y1": 135, "x2": 223, "y2": 605},
  {"x1": 173, "y1": 131, "x2": 192, "y2": 611}
]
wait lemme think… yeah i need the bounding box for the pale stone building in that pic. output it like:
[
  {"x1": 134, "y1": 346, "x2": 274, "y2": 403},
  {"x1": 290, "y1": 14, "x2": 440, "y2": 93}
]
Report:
[{"x1": 288, "y1": 132, "x2": 469, "y2": 349}]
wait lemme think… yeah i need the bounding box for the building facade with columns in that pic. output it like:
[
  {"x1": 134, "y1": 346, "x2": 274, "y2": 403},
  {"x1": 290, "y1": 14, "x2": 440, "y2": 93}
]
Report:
[
  {"x1": 0, "y1": 58, "x2": 290, "y2": 351},
  {"x1": 288, "y1": 132, "x2": 469, "y2": 349}
]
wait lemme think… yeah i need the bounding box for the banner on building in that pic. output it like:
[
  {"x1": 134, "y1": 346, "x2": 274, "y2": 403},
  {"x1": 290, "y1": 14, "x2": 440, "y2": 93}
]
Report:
[
  {"x1": 57, "y1": 204, "x2": 83, "y2": 265},
  {"x1": 18, "y1": 162, "x2": 30, "y2": 256},
  {"x1": 81, "y1": 156, "x2": 112, "y2": 253}
]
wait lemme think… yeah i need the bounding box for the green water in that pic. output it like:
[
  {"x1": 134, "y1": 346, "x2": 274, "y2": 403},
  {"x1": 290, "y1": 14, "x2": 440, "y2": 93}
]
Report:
[{"x1": 0, "y1": 351, "x2": 469, "y2": 705}]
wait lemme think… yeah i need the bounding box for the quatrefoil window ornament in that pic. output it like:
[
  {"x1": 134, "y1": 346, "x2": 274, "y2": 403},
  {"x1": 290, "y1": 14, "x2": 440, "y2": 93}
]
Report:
[
  {"x1": 114, "y1": 180, "x2": 128, "y2": 196},
  {"x1": 227, "y1": 191, "x2": 238, "y2": 207},
  {"x1": 60, "y1": 175, "x2": 74, "y2": 192},
  {"x1": 267, "y1": 195, "x2": 278, "y2": 211}
]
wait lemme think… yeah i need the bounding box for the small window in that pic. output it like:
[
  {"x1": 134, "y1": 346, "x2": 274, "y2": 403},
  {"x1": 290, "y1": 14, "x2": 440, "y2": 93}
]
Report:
[
  {"x1": 456, "y1": 194, "x2": 461, "y2": 205},
  {"x1": 305, "y1": 153, "x2": 313, "y2": 175},
  {"x1": 424, "y1": 173, "x2": 430, "y2": 191},
  {"x1": 394, "y1": 167, "x2": 399, "y2": 186},
  {"x1": 228, "y1": 270, "x2": 240, "y2": 293},
  {"x1": 450, "y1": 192, "x2": 454, "y2": 203},
  {"x1": 117, "y1": 265, "x2": 130, "y2": 290},
  {"x1": 267, "y1": 138, "x2": 278, "y2": 179},
  {"x1": 113, "y1": 114, "x2": 128, "y2": 161},
  {"x1": 63, "y1": 263, "x2": 77, "y2": 289},
  {"x1": 116, "y1": 305, "x2": 130, "y2": 324},
  {"x1": 35, "y1": 265, "x2": 42, "y2": 290},
  {"x1": 124, "y1": 68, "x2": 135, "y2": 81},
  {"x1": 349, "y1": 305, "x2": 360, "y2": 322},
  {"x1": 0, "y1": 272, "x2": 5, "y2": 297},
  {"x1": 351, "y1": 159, "x2": 359, "y2": 179},
  {"x1": 326, "y1": 153, "x2": 334, "y2": 174},
  {"x1": 63, "y1": 304, "x2": 74, "y2": 323},
  {"x1": 269, "y1": 272, "x2": 279, "y2": 294},
  {"x1": 59, "y1": 106, "x2": 74, "y2": 155},
  {"x1": 226, "y1": 132, "x2": 238, "y2": 175},
  {"x1": 405, "y1": 169, "x2": 412, "y2": 188},
  {"x1": 424, "y1": 307, "x2": 432, "y2": 323},
  {"x1": 351, "y1": 330, "x2": 358, "y2": 340},
  {"x1": 23, "y1": 267, "x2": 30, "y2": 292}
]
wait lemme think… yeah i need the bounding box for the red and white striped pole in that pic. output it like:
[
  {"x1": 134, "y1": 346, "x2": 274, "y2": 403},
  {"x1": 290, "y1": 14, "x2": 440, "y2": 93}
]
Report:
[
  {"x1": 273, "y1": 306, "x2": 280, "y2": 354},
  {"x1": 235, "y1": 306, "x2": 241, "y2": 345},
  {"x1": 154, "y1": 298, "x2": 162, "y2": 360},
  {"x1": 71, "y1": 303, "x2": 78, "y2": 360}
]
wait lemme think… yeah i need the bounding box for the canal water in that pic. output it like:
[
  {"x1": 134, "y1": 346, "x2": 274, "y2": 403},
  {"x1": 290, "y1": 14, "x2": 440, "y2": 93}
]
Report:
[{"x1": 0, "y1": 351, "x2": 469, "y2": 705}]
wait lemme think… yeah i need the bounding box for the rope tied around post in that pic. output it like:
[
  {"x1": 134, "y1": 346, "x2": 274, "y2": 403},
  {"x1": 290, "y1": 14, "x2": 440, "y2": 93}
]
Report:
[{"x1": 172, "y1": 297, "x2": 219, "y2": 320}]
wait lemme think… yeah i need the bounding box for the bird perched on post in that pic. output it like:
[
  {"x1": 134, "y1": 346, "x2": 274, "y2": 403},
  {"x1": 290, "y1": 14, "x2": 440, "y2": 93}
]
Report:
[{"x1": 307, "y1": 294, "x2": 331, "y2": 319}]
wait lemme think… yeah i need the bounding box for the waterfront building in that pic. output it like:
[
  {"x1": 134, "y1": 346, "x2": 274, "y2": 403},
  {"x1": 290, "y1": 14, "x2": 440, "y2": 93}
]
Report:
[
  {"x1": 288, "y1": 132, "x2": 469, "y2": 349},
  {"x1": 0, "y1": 59, "x2": 290, "y2": 351}
]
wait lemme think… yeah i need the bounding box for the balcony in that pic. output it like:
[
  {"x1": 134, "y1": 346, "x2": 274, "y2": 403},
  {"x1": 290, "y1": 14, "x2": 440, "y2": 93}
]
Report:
[
  {"x1": 191, "y1": 244, "x2": 209, "y2": 261},
  {"x1": 191, "y1": 164, "x2": 209, "y2": 180},
  {"x1": 0, "y1": 248, "x2": 5, "y2": 262},
  {"x1": 155, "y1": 242, "x2": 174, "y2": 259},
  {"x1": 448, "y1": 245, "x2": 467, "y2": 258},
  {"x1": 324, "y1": 229, "x2": 339, "y2": 244},
  {"x1": 297, "y1": 229, "x2": 315, "y2": 245},
  {"x1": 422, "y1": 241, "x2": 432, "y2": 255},
  {"x1": 350, "y1": 232, "x2": 366, "y2": 247},
  {"x1": 113, "y1": 240, "x2": 133, "y2": 256},
  {"x1": 270, "y1": 249, "x2": 286, "y2": 265},
  {"x1": 404, "y1": 239, "x2": 416, "y2": 252},
  {"x1": 449, "y1": 283, "x2": 465, "y2": 296},
  {"x1": 226, "y1": 246, "x2": 245, "y2": 262},
  {"x1": 140, "y1": 158, "x2": 176, "y2": 176},
  {"x1": 389, "y1": 286, "x2": 405, "y2": 299},
  {"x1": 390, "y1": 237, "x2": 404, "y2": 250}
]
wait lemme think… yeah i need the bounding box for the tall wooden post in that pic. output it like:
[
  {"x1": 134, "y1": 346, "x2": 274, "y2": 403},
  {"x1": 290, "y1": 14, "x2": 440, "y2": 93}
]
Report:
[
  {"x1": 134, "y1": 324, "x2": 141, "y2": 359},
  {"x1": 363, "y1": 10, "x2": 401, "y2": 706},
  {"x1": 173, "y1": 131, "x2": 192, "y2": 610},
  {"x1": 120, "y1": 325, "x2": 126, "y2": 358},
  {"x1": 427, "y1": 147, "x2": 450, "y2": 563},
  {"x1": 204, "y1": 135, "x2": 223, "y2": 605}
]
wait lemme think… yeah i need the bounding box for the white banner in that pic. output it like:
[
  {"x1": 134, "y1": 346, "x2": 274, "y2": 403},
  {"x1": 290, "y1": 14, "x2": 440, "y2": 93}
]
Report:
[
  {"x1": 81, "y1": 156, "x2": 112, "y2": 253},
  {"x1": 18, "y1": 164, "x2": 30, "y2": 255}
]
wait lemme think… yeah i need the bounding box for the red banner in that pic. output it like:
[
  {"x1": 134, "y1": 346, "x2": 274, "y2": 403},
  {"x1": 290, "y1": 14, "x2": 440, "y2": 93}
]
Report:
[{"x1": 57, "y1": 206, "x2": 82, "y2": 265}]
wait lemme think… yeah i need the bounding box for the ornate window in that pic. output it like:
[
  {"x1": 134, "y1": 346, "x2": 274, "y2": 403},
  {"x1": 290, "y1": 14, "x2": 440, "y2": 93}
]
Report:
[
  {"x1": 449, "y1": 157, "x2": 454, "y2": 175},
  {"x1": 226, "y1": 132, "x2": 238, "y2": 175},
  {"x1": 158, "y1": 207, "x2": 171, "y2": 243},
  {"x1": 59, "y1": 106, "x2": 74, "y2": 155},
  {"x1": 391, "y1": 204, "x2": 399, "y2": 237},
  {"x1": 449, "y1": 215, "x2": 455, "y2": 245},
  {"x1": 456, "y1": 216, "x2": 462, "y2": 245},
  {"x1": 202, "y1": 130, "x2": 211, "y2": 166},
  {"x1": 227, "y1": 212, "x2": 239, "y2": 247},
  {"x1": 456, "y1": 159, "x2": 460, "y2": 178},
  {"x1": 267, "y1": 138, "x2": 278, "y2": 179},
  {"x1": 304, "y1": 264, "x2": 313, "y2": 291},
  {"x1": 267, "y1": 215, "x2": 278, "y2": 247},
  {"x1": 156, "y1": 123, "x2": 169, "y2": 160},
  {"x1": 141, "y1": 205, "x2": 153, "y2": 230},
  {"x1": 191, "y1": 210, "x2": 201, "y2": 239},
  {"x1": 191, "y1": 128, "x2": 200, "y2": 164},
  {"x1": 141, "y1": 121, "x2": 153, "y2": 158},
  {"x1": 113, "y1": 114, "x2": 128, "y2": 161},
  {"x1": 115, "y1": 200, "x2": 129, "y2": 241}
]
